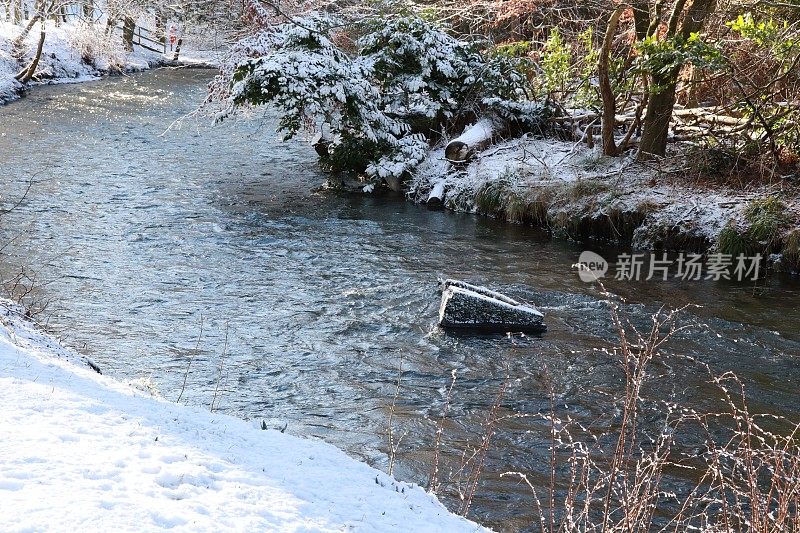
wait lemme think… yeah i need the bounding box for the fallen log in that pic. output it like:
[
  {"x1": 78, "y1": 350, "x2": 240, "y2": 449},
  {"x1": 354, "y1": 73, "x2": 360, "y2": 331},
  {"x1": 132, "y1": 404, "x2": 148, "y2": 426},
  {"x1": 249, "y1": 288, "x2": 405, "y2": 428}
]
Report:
[
  {"x1": 426, "y1": 180, "x2": 446, "y2": 208},
  {"x1": 444, "y1": 119, "x2": 496, "y2": 163},
  {"x1": 438, "y1": 279, "x2": 546, "y2": 333}
]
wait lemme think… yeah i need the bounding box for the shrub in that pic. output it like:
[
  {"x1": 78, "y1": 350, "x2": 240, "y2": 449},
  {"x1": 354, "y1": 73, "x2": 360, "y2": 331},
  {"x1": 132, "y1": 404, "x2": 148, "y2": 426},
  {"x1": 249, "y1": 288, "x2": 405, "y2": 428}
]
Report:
[{"x1": 219, "y1": 11, "x2": 534, "y2": 186}]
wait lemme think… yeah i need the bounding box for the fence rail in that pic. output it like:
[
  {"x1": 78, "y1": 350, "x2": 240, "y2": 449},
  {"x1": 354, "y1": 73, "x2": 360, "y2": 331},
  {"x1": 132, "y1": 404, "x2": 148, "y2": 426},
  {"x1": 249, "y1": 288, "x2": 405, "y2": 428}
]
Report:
[{"x1": 116, "y1": 21, "x2": 168, "y2": 54}]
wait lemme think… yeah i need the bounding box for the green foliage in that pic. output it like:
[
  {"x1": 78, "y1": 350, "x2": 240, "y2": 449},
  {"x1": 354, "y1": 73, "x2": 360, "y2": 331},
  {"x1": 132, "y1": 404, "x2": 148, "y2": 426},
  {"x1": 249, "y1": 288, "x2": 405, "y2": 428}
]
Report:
[
  {"x1": 227, "y1": 14, "x2": 535, "y2": 184},
  {"x1": 727, "y1": 13, "x2": 799, "y2": 59},
  {"x1": 494, "y1": 40, "x2": 535, "y2": 58},
  {"x1": 359, "y1": 16, "x2": 482, "y2": 119},
  {"x1": 574, "y1": 28, "x2": 599, "y2": 108},
  {"x1": 726, "y1": 13, "x2": 800, "y2": 153},
  {"x1": 490, "y1": 41, "x2": 538, "y2": 82},
  {"x1": 637, "y1": 32, "x2": 724, "y2": 90},
  {"x1": 540, "y1": 28, "x2": 572, "y2": 99}
]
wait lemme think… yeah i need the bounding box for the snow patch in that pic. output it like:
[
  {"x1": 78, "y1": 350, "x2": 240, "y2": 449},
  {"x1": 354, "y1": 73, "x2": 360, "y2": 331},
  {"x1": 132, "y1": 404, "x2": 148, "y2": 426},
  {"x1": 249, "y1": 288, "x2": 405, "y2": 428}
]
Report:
[{"x1": 0, "y1": 301, "x2": 485, "y2": 532}]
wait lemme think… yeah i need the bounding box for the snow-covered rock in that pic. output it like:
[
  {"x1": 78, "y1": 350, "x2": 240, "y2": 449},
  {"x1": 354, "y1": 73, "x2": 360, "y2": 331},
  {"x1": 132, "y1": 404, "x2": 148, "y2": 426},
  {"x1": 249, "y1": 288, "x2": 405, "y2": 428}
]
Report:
[{"x1": 438, "y1": 279, "x2": 546, "y2": 333}]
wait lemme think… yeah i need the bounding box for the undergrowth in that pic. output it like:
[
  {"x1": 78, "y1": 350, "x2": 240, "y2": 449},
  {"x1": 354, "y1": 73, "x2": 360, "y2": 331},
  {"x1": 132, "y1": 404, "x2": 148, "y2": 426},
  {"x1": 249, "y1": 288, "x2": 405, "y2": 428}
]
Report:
[{"x1": 718, "y1": 196, "x2": 790, "y2": 257}]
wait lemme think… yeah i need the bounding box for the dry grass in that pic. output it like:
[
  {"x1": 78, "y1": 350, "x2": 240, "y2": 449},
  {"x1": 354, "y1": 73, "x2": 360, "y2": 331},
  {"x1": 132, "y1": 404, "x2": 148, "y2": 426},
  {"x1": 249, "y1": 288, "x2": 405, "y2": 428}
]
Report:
[
  {"x1": 500, "y1": 290, "x2": 800, "y2": 531},
  {"x1": 424, "y1": 289, "x2": 800, "y2": 530}
]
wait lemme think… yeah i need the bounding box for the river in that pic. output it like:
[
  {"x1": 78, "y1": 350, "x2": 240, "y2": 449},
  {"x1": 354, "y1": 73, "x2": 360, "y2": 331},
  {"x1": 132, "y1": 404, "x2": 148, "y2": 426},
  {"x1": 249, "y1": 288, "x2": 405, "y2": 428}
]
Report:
[{"x1": 1, "y1": 68, "x2": 799, "y2": 530}]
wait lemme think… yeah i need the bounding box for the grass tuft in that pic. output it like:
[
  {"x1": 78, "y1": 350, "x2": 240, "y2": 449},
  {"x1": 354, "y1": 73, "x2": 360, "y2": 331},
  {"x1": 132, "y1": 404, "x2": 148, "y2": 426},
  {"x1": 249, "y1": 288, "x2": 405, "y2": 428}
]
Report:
[
  {"x1": 743, "y1": 196, "x2": 789, "y2": 247},
  {"x1": 474, "y1": 180, "x2": 509, "y2": 216},
  {"x1": 719, "y1": 196, "x2": 790, "y2": 257},
  {"x1": 570, "y1": 179, "x2": 609, "y2": 199},
  {"x1": 718, "y1": 223, "x2": 756, "y2": 257}
]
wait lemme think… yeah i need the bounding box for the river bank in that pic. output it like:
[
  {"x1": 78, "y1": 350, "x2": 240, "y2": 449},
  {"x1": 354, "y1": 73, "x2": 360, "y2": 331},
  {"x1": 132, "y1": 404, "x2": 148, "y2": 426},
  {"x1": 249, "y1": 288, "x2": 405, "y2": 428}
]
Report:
[
  {"x1": 0, "y1": 21, "x2": 217, "y2": 105},
  {"x1": 407, "y1": 136, "x2": 800, "y2": 274},
  {"x1": 0, "y1": 299, "x2": 483, "y2": 531},
  {"x1": 3, "y1": 68, "x2": 799, "y2": 530}
]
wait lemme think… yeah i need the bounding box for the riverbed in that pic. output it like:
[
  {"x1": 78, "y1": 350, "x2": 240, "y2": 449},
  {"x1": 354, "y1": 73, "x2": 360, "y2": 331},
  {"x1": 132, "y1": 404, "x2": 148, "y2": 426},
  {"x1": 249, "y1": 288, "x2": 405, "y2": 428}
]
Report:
[{"x1": 1, "y1": 68, "x2": 799, "y2": 530}]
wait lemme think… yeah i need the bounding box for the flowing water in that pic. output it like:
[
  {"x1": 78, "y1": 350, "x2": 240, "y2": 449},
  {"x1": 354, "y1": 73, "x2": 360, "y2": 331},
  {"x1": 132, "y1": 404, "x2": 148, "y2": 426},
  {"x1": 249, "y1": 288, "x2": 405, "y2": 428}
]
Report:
[{"x1": 1, "y1": 69, "x2": 799, "y2": 530}]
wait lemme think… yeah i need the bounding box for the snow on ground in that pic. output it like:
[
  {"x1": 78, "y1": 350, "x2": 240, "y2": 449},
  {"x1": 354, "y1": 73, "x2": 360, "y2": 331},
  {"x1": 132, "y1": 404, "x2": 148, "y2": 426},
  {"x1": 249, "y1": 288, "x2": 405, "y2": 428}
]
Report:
[
  {"x1": 409, "y1": 136, "x2": 800, "y2": 251},
  {"x1": 0, "y1": 301, "x2": 484, "y2": 532},
  {"x1": 0, "y1": 21, "x2": 218, "y2": 105}
]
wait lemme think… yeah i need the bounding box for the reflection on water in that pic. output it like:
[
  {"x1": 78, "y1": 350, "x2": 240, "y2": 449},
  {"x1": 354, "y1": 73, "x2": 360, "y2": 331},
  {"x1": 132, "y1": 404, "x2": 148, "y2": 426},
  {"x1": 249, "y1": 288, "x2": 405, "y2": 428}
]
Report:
[{"x1": 1, "y1": 69, "x2": 799, "y2": 530}]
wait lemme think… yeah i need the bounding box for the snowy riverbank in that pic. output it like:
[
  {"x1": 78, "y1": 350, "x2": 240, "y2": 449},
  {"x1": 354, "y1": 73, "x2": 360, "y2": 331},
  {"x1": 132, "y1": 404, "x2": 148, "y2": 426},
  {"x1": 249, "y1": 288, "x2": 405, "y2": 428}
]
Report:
[
  {"x1": 0, "y1": 21, "x2": 218, "y2": 105},
  {"x1": 0, "y1": 301, "x2": 483, "y2": 531},
  {"x1": 409, "y1": 135, "x2": 800, "y2": 272}
]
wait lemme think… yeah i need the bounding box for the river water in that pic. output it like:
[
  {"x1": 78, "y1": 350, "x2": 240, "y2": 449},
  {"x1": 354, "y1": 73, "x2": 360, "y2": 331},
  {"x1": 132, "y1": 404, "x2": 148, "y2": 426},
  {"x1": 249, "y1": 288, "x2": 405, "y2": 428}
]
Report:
[{"x1": 1, "y1": 69, "x2": 799, "y2": 530}]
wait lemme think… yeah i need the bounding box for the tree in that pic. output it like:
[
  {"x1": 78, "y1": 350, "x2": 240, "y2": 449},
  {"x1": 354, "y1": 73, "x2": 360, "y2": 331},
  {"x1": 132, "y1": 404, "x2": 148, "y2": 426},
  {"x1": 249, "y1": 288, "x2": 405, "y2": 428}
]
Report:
[
  {"x1": 637, "y1": 0, "x2": 718, "y2": 159},
  {"x1": 599, "y1": 6, "x2": 624, "y2": 156}
]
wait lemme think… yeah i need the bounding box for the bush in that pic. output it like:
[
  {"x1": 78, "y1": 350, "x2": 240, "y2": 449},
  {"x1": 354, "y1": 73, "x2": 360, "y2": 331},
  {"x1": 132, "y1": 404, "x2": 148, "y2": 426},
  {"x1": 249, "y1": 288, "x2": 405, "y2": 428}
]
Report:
[{"x1": 219, "y1": 11, "x2": 535, "y2": 186}]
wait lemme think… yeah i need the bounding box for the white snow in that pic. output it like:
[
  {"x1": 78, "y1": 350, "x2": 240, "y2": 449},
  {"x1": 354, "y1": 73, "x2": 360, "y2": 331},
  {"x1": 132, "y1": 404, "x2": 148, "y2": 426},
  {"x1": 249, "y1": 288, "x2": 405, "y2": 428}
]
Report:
[
  {"x1": 0, "y1": 20, "x2": 219, "y2": 105},
  {"x1": 451, "y1": 120, "x2": 495, "y2": 147},
  {"x1": 409, "y1": 136, "x2": 800, "y2": 250},
  {"x1": 0, "y1": 301, "x2": 485, "y2": 532}
]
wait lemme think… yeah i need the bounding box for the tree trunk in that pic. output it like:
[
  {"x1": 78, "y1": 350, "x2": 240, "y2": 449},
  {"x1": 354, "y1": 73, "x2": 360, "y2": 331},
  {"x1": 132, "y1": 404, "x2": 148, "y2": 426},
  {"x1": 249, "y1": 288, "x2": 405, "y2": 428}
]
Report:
[
  {"x1": 631, "y1": 0, "x2": 650, "y2": 41},
  {"x1": 444, "y1": 119, "x2": 496, "y2": 162},
  {"x1": 12, "y1": 14, "x2": 41, "y2": 60},
  {"x1": 172, "y1": 38, "x2": 183, "y2": 61},
  {"x1": 599, "y1": 6, "x2": 624, "y2": 156},
  {"x1": 637, "y1": 0, "x2": 717, "y2": 160},
  {"x1": 154, "y1": 10, "x2": 166, "y2": 47},
  {"x1": 122, "y1": 17, "x2": 135, "y2": 52},
  {"x1": 427, "y1": 180, "x2": 446, "y2": 207},
  {"x1": 15, "y1": 21, "x2": 45, "y2": 83},
  {"x1": 638, "y1": 73, "x2": 678, "y2": 159}
]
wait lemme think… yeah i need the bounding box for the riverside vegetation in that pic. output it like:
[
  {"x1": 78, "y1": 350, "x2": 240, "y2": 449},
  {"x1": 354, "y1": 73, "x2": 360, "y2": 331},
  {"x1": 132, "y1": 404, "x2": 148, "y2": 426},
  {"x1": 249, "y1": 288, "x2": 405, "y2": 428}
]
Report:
[{"x1": 208, "y1": 0, "x2": 800, "y2": 273}]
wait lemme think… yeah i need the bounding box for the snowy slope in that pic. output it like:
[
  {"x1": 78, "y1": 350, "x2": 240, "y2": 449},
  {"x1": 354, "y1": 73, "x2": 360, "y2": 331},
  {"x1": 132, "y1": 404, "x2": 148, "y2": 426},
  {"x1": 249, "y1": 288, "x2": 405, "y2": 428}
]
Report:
[
  {"x1": 0, "y1": 21, "x2": 218, "y2": 105},
  {"x1": 0, "y1": 302, "x2": 485, "y2": 532}
]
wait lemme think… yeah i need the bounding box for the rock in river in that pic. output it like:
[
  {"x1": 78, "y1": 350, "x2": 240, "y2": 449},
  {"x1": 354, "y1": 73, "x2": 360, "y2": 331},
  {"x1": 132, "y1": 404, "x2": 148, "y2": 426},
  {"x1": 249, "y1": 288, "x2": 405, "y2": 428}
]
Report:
[{"x1": 438, "y1": 279, "x2": 546, "y2": 333}]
